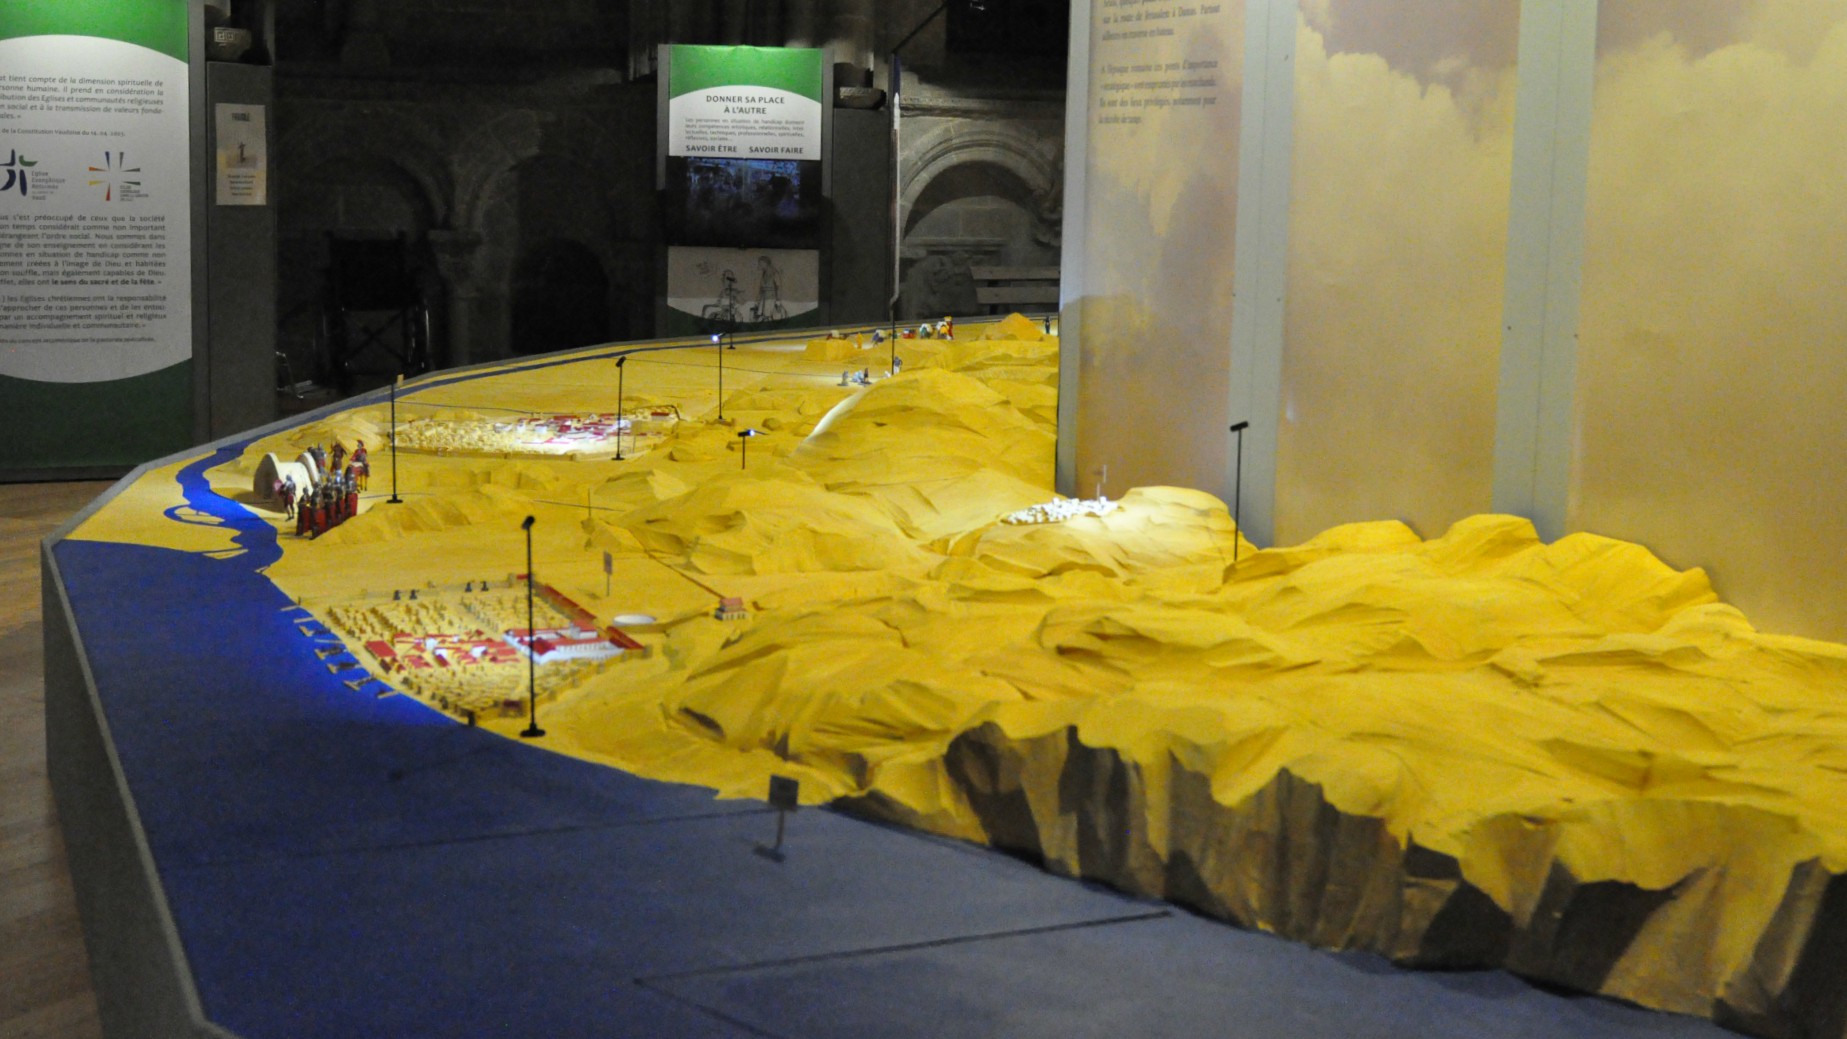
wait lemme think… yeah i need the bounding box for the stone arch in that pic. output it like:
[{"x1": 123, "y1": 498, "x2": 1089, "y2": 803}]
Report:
[
  {"x1": 895, "y1": 123, "x2": 1062, "y2": 319},
  {"x1": 509, "y1": 239, "x2": 611, "y2": 355},
  {"x1": 274, "y1": 114, "x2": 451, "y2": 383},
  {"x1": 451, "y1": 110, "x2": 551, "y2": 233},
  {"x1": 898, "y1": 123, "x2": 1059, "y2": 229},
  {"x1": 276, "y1": 109, "x2": 453, "y2": 226},
  {"x1": 507, "y1": 151, "x2": 632, "y2": 341}
]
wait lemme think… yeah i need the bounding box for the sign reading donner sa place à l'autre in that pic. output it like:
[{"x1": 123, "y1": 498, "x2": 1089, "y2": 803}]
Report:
[
  {"x1": 0, "y1": 0, "x2": 192, "y2": 472},
  {"x1": 666, "y1": 44, "x2": 824, "y2": 162}
]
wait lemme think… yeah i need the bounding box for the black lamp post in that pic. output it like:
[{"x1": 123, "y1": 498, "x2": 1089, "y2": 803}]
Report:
[
  {"x1": 614, "y1": 355, "x2": 627, "y2": 460},
  {"x1": 1229, "y1": 421, "x2": 1249, "y2": 565},
  {"x1": 386, "y1": 376, "x2": 403, "y2": 504},
  {"x1": 519, "y1": 515, "x2": 544, "y2": 739},
  {"x1": 737, "y1": 428, "x2": 760, "y2": 470},
  {"x1": 713, "y1": 333, "x2": 725, "y2": 422}
]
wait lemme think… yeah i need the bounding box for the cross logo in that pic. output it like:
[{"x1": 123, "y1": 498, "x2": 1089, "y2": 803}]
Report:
[
  {"x1": 0, "y1": 149, "x2": 37, "y2": 196},
  {"x1": 87, "y1": 151, "x2": 142, "y2": 201}
]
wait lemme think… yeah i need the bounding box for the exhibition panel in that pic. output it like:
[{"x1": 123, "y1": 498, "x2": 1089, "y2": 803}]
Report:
[
  {"x1": 0, "y1": 0, "x2": 196, "y2": 473},
  {"x1": 1066, "y1": 0, "x2": 1246, "y2": 504},
  {"x1": 1272, "y1": 1, "x2": 1516, "y2": 544},
  {"x1": 1061, "y1": 0, "x2": 1847, "y2": 643},
  {"x1": 1572, "y1": 1, "x2": 1847, "y2": 642}
]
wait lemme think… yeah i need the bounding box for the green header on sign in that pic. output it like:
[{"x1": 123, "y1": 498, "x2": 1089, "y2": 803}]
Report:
[
  {"x1": 0, "y1": 0, "x2": 188, "y2": 62},
  {"x1": 669, "y1": 44, "x2": 824, "y2": 102}
]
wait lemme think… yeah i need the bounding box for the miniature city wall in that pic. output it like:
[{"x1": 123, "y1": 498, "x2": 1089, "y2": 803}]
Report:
[{"x1": 47, "y1": 314, "x2": 1847, "y2": 1038}]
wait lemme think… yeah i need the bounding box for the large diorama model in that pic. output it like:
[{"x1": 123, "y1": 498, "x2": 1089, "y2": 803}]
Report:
[{"x1": 64, "y1": 314, "x2": 1847, "y2": 1038}]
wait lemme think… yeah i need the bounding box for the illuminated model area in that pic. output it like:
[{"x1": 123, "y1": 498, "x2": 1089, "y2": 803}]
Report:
[{"x1": 66, "y1": 315, "x2": 1847, "y2": 1038}]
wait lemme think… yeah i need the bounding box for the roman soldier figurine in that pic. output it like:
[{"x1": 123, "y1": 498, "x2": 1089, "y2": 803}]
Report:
[
  {"x1": 280, "y1": 476, "x2": 297, "y2": 519},
  {"x1": 330, "y1": 439, "x2": 347, "y2": 474},
  {"x1": 351, "y1": 439, "x2": 369, "y2": 490}
]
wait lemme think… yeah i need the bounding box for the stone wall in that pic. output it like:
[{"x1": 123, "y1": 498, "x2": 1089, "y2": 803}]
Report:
[
  {"x1": 274, "y1": 72, "x2": 656, "y2": 374},
  {"x1": 270, "y1": 0, "x2": 1065, "y2": 377}
]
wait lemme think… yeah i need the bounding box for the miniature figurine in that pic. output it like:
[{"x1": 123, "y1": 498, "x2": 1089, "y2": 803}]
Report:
[
  {"x1": 871, "y1": 328, "x2": 885, "y2": 345},
  {"x1": 937, "y1": 316, "x2": 953, "y2": 339},
  {"x1": 280, "y1": 475, "x2": 297, "y2": 519},
  {"x1": 330, "y1": 439, "x2": 347, "y2": 474}
]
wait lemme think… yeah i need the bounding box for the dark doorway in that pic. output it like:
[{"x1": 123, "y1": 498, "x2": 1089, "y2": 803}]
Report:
[{"x1": 509, "y1": 240, "x2": 610, "y2": 355}]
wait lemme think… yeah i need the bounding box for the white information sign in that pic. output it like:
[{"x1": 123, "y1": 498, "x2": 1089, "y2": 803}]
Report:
[
  {"x1": 668, "y1": 88, "x2": 822, "y2": 161},
  {"x1": 0, "y1": 35, "x2": 192, "y2": 384},
  {"x1": 214, "y1": 102, "x2": 267, "y2": 206}
]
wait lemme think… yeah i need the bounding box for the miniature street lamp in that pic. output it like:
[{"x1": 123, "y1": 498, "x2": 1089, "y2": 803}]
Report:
[
  {"x1": 519, "y1": 515, "x2": 544, "y2": 739},
  {"x1": 386, "y1": 375, "x2": 403, "y2": 504},
  {"x1": 1229, "y1": 421, "x2": 1249, "y2": 565},
  {"x1": 737, "y1": 428, "x2": 760, "y2": 470},
  {"x1": 713, "y1": 333, "x2": 725, "y2": 422},
  {"x1": 614, "y1": 355, "x2": 627, "y2": 460}
]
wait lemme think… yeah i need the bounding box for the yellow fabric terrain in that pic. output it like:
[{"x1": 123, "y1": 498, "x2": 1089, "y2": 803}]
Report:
[{"x1": 78, "y1": 319, "x2": 1847, "y2": 1034}]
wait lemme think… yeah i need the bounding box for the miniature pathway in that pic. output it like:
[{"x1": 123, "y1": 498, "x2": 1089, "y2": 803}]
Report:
[{"x1": 49, "y1": 364, "x2": 1741, "y2": 1039}]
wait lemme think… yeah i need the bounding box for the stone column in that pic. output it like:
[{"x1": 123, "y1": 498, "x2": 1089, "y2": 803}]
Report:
[
  {"x1": 427, "y1": 230, "x2": 487, "y2": 368},
  {"x1": 719, "y1": 0, "x2": 748, "y2": 43},
  {"x1": 338, "y1": 0, "x2": 390, "y2": 68},
  {"x1": 826, "y1": 0, "x2": 874, "y2": 74},
  {"x1": 784, "y1": 0, "x2": 820, "y2": 48}
]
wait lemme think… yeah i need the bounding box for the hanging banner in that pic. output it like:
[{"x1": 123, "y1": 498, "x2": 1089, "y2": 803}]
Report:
[
  {"x1": 0, "y1": 0, "x2": 192, "y2": 473},
  {"x1": 658, "y1": 44, "x2": 827, "y2": 336},
  {"x1": 666, "y1": 44, "x2": 824, "y2": 161},
  {"x1": 665, "y1": 246, "x2": 820, "y2": 325}
]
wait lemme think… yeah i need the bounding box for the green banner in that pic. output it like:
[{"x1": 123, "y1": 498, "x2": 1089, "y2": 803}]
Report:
[
  {"x1": 0, "y1": 0, "x2": 195, "y2": 474},
  {"x1": 0, "y1": 364, "x2": 193, "y2": 471},
  {"x1": 669, "y1": 45, "x2": 825, "y2": 102},
  {"x1": 0, "y1": 0, "x2": 187, "y2": 62}
]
